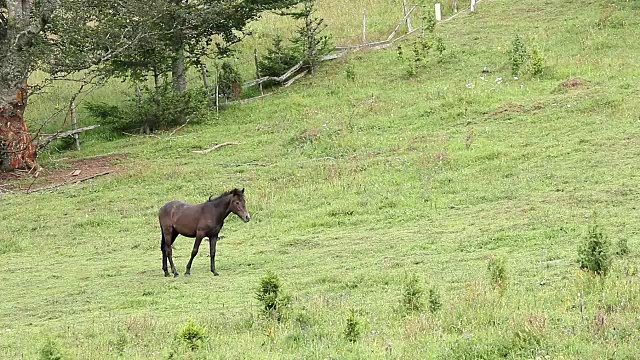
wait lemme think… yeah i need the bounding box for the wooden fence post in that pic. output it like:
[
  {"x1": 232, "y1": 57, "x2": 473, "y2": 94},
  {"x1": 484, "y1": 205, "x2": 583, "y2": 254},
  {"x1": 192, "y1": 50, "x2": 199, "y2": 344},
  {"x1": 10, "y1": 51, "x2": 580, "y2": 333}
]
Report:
[
  {"x1": 254, "y1": 48, "x2": 264, "y2": 96},
  {"x1": 435, "y1": 3, "x2": 442, "y2": 21},
  {"x1": 215, "y1": 66, "x2": 219, "y2": 114},
  {"x1": 201, "y1": 66, "x2": 212, "y2": 109},
  {"x1": 71, "y1": 101, "x2": 79, "y2": 151},
  {"x1": 403, "y1": 0, "x2": 413, "y2": 32},
  {"x1": 471, "y1": 0, "x2": 476, "y2": 12},
  {"x1": 362, "y1": 9, "x2": 367, "y2": 43}
]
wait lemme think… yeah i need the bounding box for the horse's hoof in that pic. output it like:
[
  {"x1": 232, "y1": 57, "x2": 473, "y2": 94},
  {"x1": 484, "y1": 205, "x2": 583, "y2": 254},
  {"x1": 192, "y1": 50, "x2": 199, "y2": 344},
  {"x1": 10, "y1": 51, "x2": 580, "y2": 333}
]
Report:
[
  {"x1": 164, "y1": 273, "x2": 170, "y2": 277},
  {"x1": 185, "y1": 273, "x2": 191, "y2": 276},
  {"x1": 213, "y1": 272, "x2": 220, "y2": 276},
  {"x1": 174, "y1": 274, "x2": 180, "y2": 278}
]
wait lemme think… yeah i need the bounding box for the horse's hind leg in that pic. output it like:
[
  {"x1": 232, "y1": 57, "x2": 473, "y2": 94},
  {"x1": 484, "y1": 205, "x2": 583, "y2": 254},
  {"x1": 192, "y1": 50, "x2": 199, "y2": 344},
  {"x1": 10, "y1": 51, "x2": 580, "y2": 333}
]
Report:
[
  {"x1": 185, "y1": 233, "x2": 204, "y2": 276},
  {"x1": 160, "y1": 226, "x2": 169, "y2": 277},
  {"x1": 163, "y1": 227, "x2": 179, "y2": 277}
]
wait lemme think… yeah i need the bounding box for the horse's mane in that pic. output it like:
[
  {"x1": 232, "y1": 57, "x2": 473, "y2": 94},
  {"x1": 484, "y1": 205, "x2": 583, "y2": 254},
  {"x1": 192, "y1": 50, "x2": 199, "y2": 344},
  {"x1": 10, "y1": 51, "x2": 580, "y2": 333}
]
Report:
[{"x1": 208, "y1": 188, "x2": 244, "y2": 203}]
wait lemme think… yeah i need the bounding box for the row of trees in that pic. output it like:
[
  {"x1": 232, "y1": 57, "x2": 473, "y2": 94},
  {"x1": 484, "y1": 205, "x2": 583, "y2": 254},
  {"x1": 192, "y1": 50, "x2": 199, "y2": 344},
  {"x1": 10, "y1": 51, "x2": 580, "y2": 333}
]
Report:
[{"x1": 1, "y1": 0, "x2": 308, "y2": 171}]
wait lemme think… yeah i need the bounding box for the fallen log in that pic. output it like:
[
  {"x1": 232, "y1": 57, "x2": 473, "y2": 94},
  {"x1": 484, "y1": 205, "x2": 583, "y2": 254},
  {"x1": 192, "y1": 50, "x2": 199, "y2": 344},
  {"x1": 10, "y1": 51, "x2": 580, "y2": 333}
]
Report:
[
  {"x1": 37, "y1": 125, "x2": 100, "y2": 149},
  {"x1": 192, "y1": 142, "x2": 240, "y2": 154}
]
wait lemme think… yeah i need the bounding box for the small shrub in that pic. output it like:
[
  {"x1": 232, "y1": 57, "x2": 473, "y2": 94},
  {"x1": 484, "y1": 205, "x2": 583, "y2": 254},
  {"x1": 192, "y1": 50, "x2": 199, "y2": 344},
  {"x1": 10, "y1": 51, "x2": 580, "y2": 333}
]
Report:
[
  {"x1": 177, "y1": 320, "x2": 207, "y2": 351},
  {"x1": 345, "y1": 63, "x2": 356, "y2": 81},
  {"x1": 85, "y1": 85, "x2": 208, "y2": 134},
  {"x1": 344, "y1": 309, "x2": 360, "y2": 343},
  {"x1": 402, "y1": 274, "x2": 424, "y2": 312},
  {"x1": 405, "y1": 62, "x2": 417, "y2": 78},
  {"x1": 218, "y1": 61, "x2": 242, "y2": 100},
  {"x1": 396, "y1": 44, "x2": 404, "y2": 60},
  {"x1": 256, "y1": 271, "x2": 291, "y2": 321},
  {"x1": 435, "y1": 36, "x2": 446, "y2": 57},
  {"x1": 488, "y1": 255, "x2": 508, "y2": 290},
  {"x1": 464, "y1": 127, "x2": 475, "y2": 150},
  {"x1": 39, "y1": 339, "x2": 65, "y2": 360},
  {"x1": 529, "y1": 43, "x2": 544, "y2": 76},
  {"x1": 509, "y1": 34, "x2": 529, "y2": 77},
  {"x1": 421, "y1": 2, "x2": 437, "y2": 34},
  {"x1": 258, "y1": 34, "x2": 304, "y2": 79},
  {"x1": 578, "y1": 225, "x2": 612, "y2": 276},
  {"x1": 428, "y1": 287, "x2": 442, "y2": 313},
  {"x1": 616, "y1": 238, "x2": 630, "y2": 257}
]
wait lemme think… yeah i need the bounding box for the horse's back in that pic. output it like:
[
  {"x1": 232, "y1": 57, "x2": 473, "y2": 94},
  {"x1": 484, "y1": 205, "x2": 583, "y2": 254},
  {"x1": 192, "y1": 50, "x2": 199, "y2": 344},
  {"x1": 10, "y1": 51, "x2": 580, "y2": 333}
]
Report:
[{"x1": 159, "y1": 201, "x2": 189, "y2": 221}]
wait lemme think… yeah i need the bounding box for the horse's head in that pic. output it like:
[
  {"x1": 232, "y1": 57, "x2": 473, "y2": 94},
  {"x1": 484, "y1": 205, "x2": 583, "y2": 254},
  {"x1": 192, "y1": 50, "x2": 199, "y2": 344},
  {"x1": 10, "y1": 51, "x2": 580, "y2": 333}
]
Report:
[{"x1": 228, "y1": 188, "x2": 251, "y2": 223}]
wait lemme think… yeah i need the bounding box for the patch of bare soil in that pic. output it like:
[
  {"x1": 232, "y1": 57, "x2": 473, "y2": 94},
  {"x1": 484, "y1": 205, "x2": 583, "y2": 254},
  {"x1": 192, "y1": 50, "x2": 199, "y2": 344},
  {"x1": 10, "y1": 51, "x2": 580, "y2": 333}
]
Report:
[
  {"x1": 489, "y1": 102, "x2": 526, "y2": 118},
  {"x1": 0, "y1": 154, "x2": 126, "y2": 194},
  {"x1": 559, "y1": 78, "x2": 588, "y2": 90}
]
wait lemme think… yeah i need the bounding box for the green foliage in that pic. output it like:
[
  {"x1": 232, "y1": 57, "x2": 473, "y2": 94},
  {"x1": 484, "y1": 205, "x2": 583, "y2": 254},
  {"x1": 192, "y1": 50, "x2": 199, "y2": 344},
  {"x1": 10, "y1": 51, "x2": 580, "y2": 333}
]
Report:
[
  {"x1": 488, "y1": 255, "x2": 508, "y2": 290},
  {"x1": 256, "y1": 271, "x2": 291, "y2": 321},
  {"x1": 218, "y1": 61, "x2": 243, "y2": 99},
  {"x1": 402, "y1": 274, "x2": 424, "y2": 312},
  {"x1": 578, "y1": 225, "x2": 612, "y2": 276},
  {"x1": 428, "y1": 287, "x2": 442, "y2": 313},
  {"x1": 509, "y1": 34, "x2": 529, "y2": 77},
  {"x1": 177, "y1": 320, "x2": 207, "y2": 351},
  {"x1": 421, "y1": 2, "x2": 437, "y2": 33},
  {"x1": 85, "y1": 85, "x2": 208, "y2": 133},
  {"x1": 39, "y1": 339, "x2": 65, "y2": 360},
  {"x1": 616, "y1": 238, "x2": 630, "y2": 257},
  {"x1": 435, "y1": 36, "x2": 446, "y2": 57},
  {"x1": 285, "y1": 0, "x2": 334, "y2": 72},
  {"x1": 344, "y1": 309, "x2": 360, "y2": 343},
  {"x1": 257, "y1": 35, "x2": 304, "y2": 79},
  {"x1": 397, "y1": 14, "x2": 447, "y2": 77},
  {"x1": 345, "y1": 62, "x2": 356, "y2": 81},
  {"x1": 529, "y1": 43, "x2": 545, "y2": 76}
]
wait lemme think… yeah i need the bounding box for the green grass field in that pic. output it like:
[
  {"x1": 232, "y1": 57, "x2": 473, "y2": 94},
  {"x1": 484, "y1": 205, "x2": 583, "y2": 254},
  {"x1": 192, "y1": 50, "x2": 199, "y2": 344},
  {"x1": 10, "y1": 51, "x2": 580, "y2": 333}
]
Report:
[{"x1": 3, "y1": 0, "x2": 640, "y2": 358}]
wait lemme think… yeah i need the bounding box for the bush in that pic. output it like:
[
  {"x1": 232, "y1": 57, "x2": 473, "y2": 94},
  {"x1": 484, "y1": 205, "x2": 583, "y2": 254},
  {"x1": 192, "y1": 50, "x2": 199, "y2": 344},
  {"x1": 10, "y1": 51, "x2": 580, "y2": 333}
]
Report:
[
  {"x1": 258, "y1": 35, "x2": 304, "y2": 79},
  {"x1": 256, "y1": 271, "x2": 291, "y2": 321},
  {"x1": 509, "y1": 34, "x2": 529, "y2": 77},
  {"x1": 402, "y1": 274, "x2": 424, "y2": 312},
  {"x1": 345, "y1": 62, "x2": 356, "y2": 81},
  {"x1": 488, "y1": 255, "x2": 508, "y2": 290},
  {"x1": 616, "y1": 238, "x2": 630, "y2": 257},
  {"x1": 177, "y1": 320, "x2": 207, "y2": 351},
  {"x1": 39, "y1": 339, "x2": 65, "y2": 360},
  {"x1": 344, "y1": 309, "x2": 360, "y2": 343},
  {"x1": 218, "y1": 61, "x2": 243, "y2": 100},
  {"x1": 529, "y1": 43, "x2": 544, "y2": 76},
  {"x1": 85, "y1": 85, "x2": 208, "y2": 134},
  {"x1": 428, "y1": 287, "x2": 442, "y2": 313},
  {"x1": 578, "y1": 225, "x2": 612, "y2": 276}
]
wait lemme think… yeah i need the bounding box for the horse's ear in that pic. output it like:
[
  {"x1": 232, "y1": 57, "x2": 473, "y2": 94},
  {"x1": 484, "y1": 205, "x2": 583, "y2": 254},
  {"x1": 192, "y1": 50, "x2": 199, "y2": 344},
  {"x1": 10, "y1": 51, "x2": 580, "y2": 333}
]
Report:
[
  {"x1": 241, "y1": 188, "x2": 245, "y2": 194},
  {"x1": 208, "y1": 195, "x2": 214, "y2": 202}
]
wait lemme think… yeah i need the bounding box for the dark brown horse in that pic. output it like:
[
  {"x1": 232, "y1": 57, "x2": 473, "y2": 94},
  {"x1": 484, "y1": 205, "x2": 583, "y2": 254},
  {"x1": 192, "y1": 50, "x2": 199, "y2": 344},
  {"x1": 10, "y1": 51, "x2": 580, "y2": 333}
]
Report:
[{"x1": 158, "y1": 188, "x2": 251, "y2": 277}]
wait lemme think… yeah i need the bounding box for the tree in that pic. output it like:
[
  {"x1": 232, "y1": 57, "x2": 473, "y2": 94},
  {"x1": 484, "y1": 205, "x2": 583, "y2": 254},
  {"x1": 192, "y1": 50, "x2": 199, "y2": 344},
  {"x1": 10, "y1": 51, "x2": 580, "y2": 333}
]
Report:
[
  {"x1": 0, "y1": 0, "x2": 167, "y2": 171},
  {"x1": 99, "y1": 0, "x2": 303, "y2": 93},
  {"x1": 0, "y1": 0, "x2": 55, "y2": 171},
  {"x1": 0, "y1": 0, "x2": 300, "y2": 171},
  {"x1": 286, "y1": 0, "x2": 332, "y2": 74}
]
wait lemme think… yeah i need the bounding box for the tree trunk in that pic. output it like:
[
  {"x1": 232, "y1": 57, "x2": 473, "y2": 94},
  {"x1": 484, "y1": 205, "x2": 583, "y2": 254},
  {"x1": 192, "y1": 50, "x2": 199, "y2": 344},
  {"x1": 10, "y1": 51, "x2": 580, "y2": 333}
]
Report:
[
  {"x1": 171, "y1": 45, "x2": 187, "y2": 93},
  {"x1": 0, "y1": 0, "x2": 39, "y2": 171},
  {"x1": 0, "y1": 85, "x2": 38, "y2": 171},
  {"x1": 153, "y1": 67, "x2": 161, "y2": 89}
]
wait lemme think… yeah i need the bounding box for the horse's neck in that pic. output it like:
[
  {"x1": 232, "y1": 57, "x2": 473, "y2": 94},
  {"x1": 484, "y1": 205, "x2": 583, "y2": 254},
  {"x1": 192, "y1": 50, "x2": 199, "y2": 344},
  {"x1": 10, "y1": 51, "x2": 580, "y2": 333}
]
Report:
[{"x1": 208, "y1": 196, "x2": 232, "y2": 221}]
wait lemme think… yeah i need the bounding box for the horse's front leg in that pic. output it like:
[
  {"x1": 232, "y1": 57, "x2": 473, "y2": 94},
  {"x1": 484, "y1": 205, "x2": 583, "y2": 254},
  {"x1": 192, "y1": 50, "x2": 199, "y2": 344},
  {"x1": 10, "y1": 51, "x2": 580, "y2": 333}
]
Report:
[
  {"x1": 209, "y1": 235, "x2": 220, "y2": 276},
  {"x1": 185, "y1": 234, "x2": 204, "y2": 276}
]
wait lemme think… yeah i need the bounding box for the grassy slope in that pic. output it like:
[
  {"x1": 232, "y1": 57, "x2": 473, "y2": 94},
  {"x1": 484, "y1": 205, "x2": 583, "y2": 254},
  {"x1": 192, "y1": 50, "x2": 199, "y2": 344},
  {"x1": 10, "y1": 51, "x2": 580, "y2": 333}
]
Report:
[{"x1": 3, "y1": 0, "x2": 640, "y2": 358}]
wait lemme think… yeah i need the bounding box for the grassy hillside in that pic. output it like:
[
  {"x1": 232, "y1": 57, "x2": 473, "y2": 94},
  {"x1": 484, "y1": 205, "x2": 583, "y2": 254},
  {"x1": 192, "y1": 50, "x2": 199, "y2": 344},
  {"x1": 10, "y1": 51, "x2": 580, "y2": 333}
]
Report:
[{"x1": 3, "y1": 0, "x2": 640, "y2": 358}]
